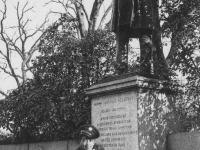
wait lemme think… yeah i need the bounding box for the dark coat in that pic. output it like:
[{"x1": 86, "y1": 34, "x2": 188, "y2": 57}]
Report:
[
  {"x1": 76, "y1": 143, "x2": 105, "y2": 150},
  {"x1": 111, "y1": 0, "x2": 156, "y2": 37}
]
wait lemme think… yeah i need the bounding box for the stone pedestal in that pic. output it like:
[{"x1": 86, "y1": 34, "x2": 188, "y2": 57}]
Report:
[
  {"x1": 86, "y1": 75, "x2": 183, "y2": 150},
  {"x1": 167, "y1": 132, "x2": 200, "y2": 150}
]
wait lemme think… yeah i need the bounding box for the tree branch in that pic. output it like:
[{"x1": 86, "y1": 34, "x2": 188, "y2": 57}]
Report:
[
  {"x1": 74, "y1": 0, "x2": 86, "y2": 37},
  {"x1": 16, "y1": 2, "x2": 25, "y2": 54},
  {"x1": 98, "y1": 1, "x2": 112, "y2": 30},
  {"x1": 3, "y1": 32, "x2": 23, "y2": 59},
  {"x1": 26, "y1": 12, "x2": 50, "y2": 39},
  {"x1": 0, "y1": 0, "x2": 21, "y2": 86},
  {"x1": 0, "y1": 49, "x2": 7, "y2": 59},
  {"x1": 79, "y1": 1, "x2": 90, "y2": 25},
  {"x1": 0, "y1": 90, "x2": 7, "y2": 97},
  {"x1": 0, "y1": 65, "x2": 22, "y2": 79},
  {"x1": 46, "y1": 0, "x2": 76, "y2": 15},
  {"x1": 89, "y1": 0, "x2": 104, "y2": 31}
]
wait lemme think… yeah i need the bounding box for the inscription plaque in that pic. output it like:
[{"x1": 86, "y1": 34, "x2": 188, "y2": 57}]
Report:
[{"x1": 92, "y1": 91, "x2": 138, "y2": 150}]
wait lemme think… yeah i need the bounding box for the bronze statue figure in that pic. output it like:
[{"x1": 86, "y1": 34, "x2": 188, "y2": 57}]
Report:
[{"x1": 111, "y1": 0, "x2": 162, "y2": 75}]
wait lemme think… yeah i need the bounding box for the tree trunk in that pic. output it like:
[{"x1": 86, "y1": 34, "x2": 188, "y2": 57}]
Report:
[
  {"x1": 75, "y1": 0, "x2": 86, "y2": 38},
  {"x1": 89, "y1": 0, "x2": 104, "y2": 32}
]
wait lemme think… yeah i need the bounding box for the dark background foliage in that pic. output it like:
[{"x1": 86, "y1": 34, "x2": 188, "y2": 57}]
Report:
[
  {"x1": 1, "y1": 0, "x2": 200, "y2": 144},
  {"x1": 0, "y1": 28, "x2": 116, "y2": 143}
]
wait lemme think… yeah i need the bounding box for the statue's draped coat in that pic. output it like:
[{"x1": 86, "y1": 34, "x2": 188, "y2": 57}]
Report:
[{"x1": 111, "y1": 0, "x2": 156, "y2": 37}]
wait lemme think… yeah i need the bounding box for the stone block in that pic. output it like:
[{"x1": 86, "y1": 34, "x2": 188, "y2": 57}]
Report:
[{"x1": 86, "y1": 75, "x2": 183, "y2": 150}]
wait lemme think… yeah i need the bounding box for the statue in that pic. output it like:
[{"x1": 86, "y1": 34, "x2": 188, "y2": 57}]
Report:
[{"x1": 111, "y1": 0, "x2": 161, "y2": 75}]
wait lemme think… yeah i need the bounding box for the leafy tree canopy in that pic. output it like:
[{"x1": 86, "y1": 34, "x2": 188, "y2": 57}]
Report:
[
  {"x1": 0, "y1": 26, "x2": 116, "y2": 143},
  {"x1": 1, "y1": 0, "x2": 200, "y2": 144}
]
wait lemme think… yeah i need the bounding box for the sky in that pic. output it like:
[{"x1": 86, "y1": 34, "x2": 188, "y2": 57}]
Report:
[
  {"x1": 0, "y1": 0, "x2": 59, "y2": 99},
  {"x1": 0, "y1": 0, "x2": 112, "y2": 134},
  {"x1": 0, "y1": 0, "x2": 171, "y2": 99},
  {"x1": 0, "y1": 0, "x2": 113, "y2": 99}
]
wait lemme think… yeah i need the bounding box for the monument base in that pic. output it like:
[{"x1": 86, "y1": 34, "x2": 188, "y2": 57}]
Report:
[
  {"x1": 86, "y1": 75, "x2": 183, "y2": 150},
  {"x1": 167, "y1": 132, "x2": 200, "y2": 150}
]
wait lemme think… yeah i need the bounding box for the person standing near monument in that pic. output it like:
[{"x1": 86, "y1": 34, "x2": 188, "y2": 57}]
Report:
[
  {"x1": 111, "y1": 0, "x2": 165, "y2": 75},
  {"x1": 76, "y1": 124, "x2": 105, "y2": 150}
]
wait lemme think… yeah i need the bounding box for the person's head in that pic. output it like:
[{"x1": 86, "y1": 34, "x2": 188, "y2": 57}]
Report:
[{"x1": 79, "y1": 124, "x2": 100, "y2": 150}]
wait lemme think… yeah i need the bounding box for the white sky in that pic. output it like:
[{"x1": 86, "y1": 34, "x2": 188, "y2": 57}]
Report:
[
  {"x1": 0, "y1": 0, "x2": 115, "y2": 135},
  {"x1": 0, "y1": 0, "x2": 59, "y2": 98},
  {"x1": 0, "y1": 0, "x2": 113, "y2": 99},
  {"x1": 0, "y1": 0, "x2": 171, "y2": 99}
]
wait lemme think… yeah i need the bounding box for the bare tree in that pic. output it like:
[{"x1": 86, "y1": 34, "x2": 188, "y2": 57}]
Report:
[
  {"x1": 0, "y1": 0, "x2": 50, "y2": 97},
  {"x1": 46, "y1": 0, "x2": 113, "y2": 38}
]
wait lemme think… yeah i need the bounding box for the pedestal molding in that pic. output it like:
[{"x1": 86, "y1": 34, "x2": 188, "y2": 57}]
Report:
[{"x1": 86, "y1": 75, "x2": 173, "y2": 97}]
